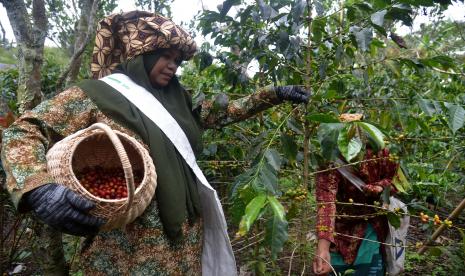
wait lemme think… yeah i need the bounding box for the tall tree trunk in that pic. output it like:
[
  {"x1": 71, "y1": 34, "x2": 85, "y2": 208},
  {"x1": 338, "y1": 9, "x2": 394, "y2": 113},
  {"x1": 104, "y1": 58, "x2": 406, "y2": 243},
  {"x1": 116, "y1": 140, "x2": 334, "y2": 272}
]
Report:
[
  {"x1": 1, "y1": 0, "x2": 47, "y2": 113},
  {"x1": 0, "y1": 21, "x2": 6, "y2": 45},
  {"x1": 0, "y1": 1, "x2": 67, "y2": 275},
  {"x1": 57, "y1": 0, "x2": 99, "y2": 88}
]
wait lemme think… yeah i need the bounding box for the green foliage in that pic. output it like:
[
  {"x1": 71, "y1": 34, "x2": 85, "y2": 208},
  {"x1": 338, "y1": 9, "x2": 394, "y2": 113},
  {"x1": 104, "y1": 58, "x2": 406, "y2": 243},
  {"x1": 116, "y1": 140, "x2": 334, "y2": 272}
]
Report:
[
  {"x1": 0, "y1": 67, "x2": 19, "y2": 113},
  {"x1": 405, "y1": 245, "x2": 465, "y2": 275},
  {"x1": 134, "y1": 0, "x2": 173, "y2": 17},
  {"x1": 337, "y1": 124, "x2": 363, "y2": 162},
  {"x1": 0, "y1": 48, "x2": 65, "y2": 113},
  {"x1": 392, "y1": 166, "x2": 410, "y2": 193},
  {"x1": 357, "y1": 122, "x2": 385, "y2": 149},
  {"x1": 47, "y1": 0, "x2": 118, "y2": 52},
  {"x1": 191, "y1": 0, "x2": 465, "y2": 272},
  {"x1": 0, "y1": 47, "x2": 17, "y2": 64},
  {"x1": 237, "y1": 194, "x2": 267, "y2": 236}
]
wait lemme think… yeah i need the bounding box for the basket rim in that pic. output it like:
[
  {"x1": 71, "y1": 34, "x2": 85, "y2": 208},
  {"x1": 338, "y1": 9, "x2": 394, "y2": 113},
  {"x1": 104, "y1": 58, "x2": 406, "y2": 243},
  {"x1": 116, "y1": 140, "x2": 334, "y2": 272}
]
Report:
[{"x1": 69, "y1": 129, "x2": 150, "y2": 203}]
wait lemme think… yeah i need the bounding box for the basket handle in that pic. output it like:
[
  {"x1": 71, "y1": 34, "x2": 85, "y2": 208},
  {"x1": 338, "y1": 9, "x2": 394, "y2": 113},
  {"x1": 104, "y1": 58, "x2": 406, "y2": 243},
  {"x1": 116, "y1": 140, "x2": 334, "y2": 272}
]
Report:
[{"x1": 87, "y1": 123, "x2": 135, "y2": 212}]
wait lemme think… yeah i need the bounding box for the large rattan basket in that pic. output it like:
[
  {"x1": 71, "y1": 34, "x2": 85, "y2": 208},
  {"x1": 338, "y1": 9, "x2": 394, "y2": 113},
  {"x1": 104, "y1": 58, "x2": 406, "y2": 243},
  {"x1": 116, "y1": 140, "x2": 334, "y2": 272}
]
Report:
[{"x1": 46, "y1": 123, "x2": 157, "y2": 231}]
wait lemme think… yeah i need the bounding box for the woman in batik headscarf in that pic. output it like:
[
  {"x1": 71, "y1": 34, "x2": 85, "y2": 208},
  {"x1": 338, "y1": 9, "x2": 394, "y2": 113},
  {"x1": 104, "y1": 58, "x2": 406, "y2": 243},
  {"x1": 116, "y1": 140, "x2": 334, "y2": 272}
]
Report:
[{"x1": 1, "y1": 11, "x2": 309, "y2": 275}]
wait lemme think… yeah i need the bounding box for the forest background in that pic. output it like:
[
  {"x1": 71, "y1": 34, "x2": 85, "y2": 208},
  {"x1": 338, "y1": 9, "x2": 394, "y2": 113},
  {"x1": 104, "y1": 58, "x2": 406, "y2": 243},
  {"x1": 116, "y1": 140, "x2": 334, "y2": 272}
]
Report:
[{"x1": 0, "y1": 0, "x2": 464, "y2": 275}]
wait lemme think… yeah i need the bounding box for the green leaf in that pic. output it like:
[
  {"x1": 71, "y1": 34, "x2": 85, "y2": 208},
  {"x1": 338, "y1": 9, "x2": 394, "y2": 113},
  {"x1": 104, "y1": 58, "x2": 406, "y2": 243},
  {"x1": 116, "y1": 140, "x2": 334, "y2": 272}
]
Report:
[
  {"x1": 267, "y1": 196, "x2": 285, "y2": 220},
  {"x1": 327, "y1": 78, "x2": 345, "y2": 97},
  {"x1": 312, "y1": 17, "x2": 327, "y2": 43},
  {"x1": 257, "y1": 0, "x2": 277, "y2": 20},
  {"x1": 318, "y1": 123, "x2": 344, "y2": 161},
  {"x1": 447, "y1": 104, "x2": 465, "y2": 134},
  {"x1": 315, "y1": 0, "x2": 325, "y2": 16},
  {"x1": 291, "y1": 0, "x2": 305, "y2": 22},
  {"x1": 231, "y1": 168, "x2": 256, "y2": 199},
  {"x1": 458, "y1": 229, "x2": 465, "y2": 254},
  {"x1": 280, "y1": 133, "x2": 298, "y2": 163},
  {"x1": 387, "y1": 212, "x2": 401, "y2": 229},
  {"x1": 255, "y1": 261, "x2": 266, "y2": 275},
  {"x1": 385, "y1": 5, "x2": 413, "y2": 26},
  {"x1": 371, "y1": 23, "x2": 387, "y2": 36},
  {"x1": 400, "y1": 0, "x2": 434, "y2": 7},
  {"x1": 252, "y1": 162, "x2": 278, "y2": 195},
  {"x1": 350, "y1": 26, "x2": 373, "y2": 52},
  {"x1": 213, "y1": 93, "x2": 229, "y2": 110},
  {"x1": 398, "y1": 58, "x2": 424, "y2": 70},
  {"x1": 393, "y1": 166, "x2": 410, "y2": 193},
  {"x1": 418, "y1": 99, "x2": 438, "y2": 116},
  {"x1": 370, "y1": 10, "x2": 388, "y2": 35},
  {"x1": 219, "y1": 0, "x2": 240, "y2": 17},
  {"x1": 379, "y1": 110, "x2": 391, "y2": 129},
  {"x1": 433, "y1": 0, "x2": 453, "y2": 5},
  {"x1": 198, "y1": 52, "x2": 213, "y2": 71},
  {"x1": 427, "y1": 247, "x2": 443, "y2": 257},
  {"x1": 286, "y1": 202, "x2": 299, "y2": 221},
  {"x1": 287, "y1": 117, "x2": 303, "y2": 135},
  {"x1": 357, "y1": 122, "x2": 385, "y2": 149},
  {"x1": 306, "y1": 113, "x2": 340, "y2": 123},
  {"x1": 385, "y1": 60, "x2": 401, "y2": 77},
  {"x1": 265, "y1": 213, "x2": 289, "y2": 260},
  {"x1": 420, "y1": 55, "x2": 455, "y2": 70},
  {"x1": 192, "y1": 91, "x2": 205, "y2": 110},
  {"x1": 335, "y1": 44, "x2": 343, "y2": 64},
  {"x1": 353, "y1": 2, "x2": 373, "y2": 12},
  {"x1": 381, "y1": 186, "x2": 391, "y2": 204},
  {"x1": 237, "y1": 194, "x2": 268, "y2": 236},
  {"x1": 337, "y1": 125, "x2": 363, "y2": 162},
  {"x1": 278, "y1": 30, "x2": 290, "y2": 51},
  {"x1": 264, "y1": 148, "x2": 282, "y2": 171},
  {"x1": 371, "y1": 10, "x2": 387, "y2": 26},
  {"x1": 229, "y1": 186, "x2": 254, "y2": 225},
  {"x1": 372, "y1": 0, "x2": 391, "y2": 9},
  {"x1": 319, "y1": 62, "x2": 328, "y2": 79}
]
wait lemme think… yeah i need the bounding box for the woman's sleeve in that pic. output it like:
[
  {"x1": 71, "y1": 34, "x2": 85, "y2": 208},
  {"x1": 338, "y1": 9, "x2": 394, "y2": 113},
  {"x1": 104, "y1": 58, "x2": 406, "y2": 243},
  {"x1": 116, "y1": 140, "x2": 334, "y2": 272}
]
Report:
[
  {"x1": 315, "y1": 168, "x2": 340, "y2": 244},
  {"x1": 1, "y1": 86, "x2": 98, "y2": 210},
  {"x1": 198, "y1": 86, "x2": 283, "y2": 129}
]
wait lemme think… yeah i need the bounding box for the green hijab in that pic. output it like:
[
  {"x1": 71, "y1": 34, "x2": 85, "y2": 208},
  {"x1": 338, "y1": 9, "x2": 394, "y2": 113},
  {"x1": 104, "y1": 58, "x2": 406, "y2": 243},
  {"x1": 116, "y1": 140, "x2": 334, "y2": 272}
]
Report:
[{"x1": 78, "y1": 51, "x2": 203, "y2": 240}]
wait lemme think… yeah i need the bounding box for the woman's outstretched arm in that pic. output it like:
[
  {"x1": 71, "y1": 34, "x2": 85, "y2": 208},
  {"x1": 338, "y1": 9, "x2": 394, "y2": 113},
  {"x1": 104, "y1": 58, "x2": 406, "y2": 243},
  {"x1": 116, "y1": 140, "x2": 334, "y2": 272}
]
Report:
[{"x1": 199, "y1": 86, "x2": 309, "y2": 129}]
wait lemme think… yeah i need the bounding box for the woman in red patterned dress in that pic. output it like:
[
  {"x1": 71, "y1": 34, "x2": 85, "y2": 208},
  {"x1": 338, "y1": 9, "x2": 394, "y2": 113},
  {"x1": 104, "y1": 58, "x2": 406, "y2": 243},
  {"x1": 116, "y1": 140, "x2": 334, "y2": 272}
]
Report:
[{"x1": 313, "y1": 114, "x2": 399, "y2": 276}]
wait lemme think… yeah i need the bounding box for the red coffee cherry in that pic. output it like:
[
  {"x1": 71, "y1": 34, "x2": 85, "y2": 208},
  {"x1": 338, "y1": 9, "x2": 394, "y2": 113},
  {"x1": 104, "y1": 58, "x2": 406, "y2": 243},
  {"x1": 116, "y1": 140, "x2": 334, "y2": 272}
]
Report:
[{"x1": 77, "y1": 166, "x2": 143, "y2": 199}]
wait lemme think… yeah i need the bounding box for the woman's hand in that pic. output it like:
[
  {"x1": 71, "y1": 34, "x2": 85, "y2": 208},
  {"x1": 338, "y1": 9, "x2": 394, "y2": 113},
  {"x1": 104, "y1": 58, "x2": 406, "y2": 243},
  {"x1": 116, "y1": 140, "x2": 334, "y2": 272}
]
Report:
[
  {"x1": 24, "y1": 183, "x2": 105, "y2": 236},
  {"x1": 313, "y1": 239, "x2": 332, "y2": 275},
  {"x1": 275, "y1": 86, "x2": 310, "y2": 104},
  {"x1": 363, "y1": 184, "x2": 384, "y2": 196}
]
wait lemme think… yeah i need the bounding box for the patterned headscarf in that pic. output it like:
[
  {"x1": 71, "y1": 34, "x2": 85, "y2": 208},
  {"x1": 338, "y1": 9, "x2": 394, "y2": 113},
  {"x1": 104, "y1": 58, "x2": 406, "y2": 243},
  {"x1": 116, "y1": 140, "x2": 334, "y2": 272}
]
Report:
[
  {"x1": 91, "y1": 10, "x2": 197, "y2": 79},
  {"x1": 339, "y1": 113, "x2": 363, "y2": 122}
]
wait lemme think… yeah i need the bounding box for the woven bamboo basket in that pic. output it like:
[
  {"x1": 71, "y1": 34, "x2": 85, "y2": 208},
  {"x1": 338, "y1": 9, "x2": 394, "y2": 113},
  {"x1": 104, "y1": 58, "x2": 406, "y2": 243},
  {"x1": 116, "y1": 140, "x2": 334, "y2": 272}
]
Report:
[{"x1": 46, "y1": 123, "x2": 157, "y2": 231}]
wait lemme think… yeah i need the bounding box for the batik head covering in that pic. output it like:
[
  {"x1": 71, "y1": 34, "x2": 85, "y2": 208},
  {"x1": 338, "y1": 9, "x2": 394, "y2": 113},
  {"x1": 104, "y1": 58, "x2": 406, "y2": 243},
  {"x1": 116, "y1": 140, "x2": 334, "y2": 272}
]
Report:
[
  {"x1": 90, "y1": 10, "x2": 197, "y2": 79},
  {"x1": 339, "y1": 113, "x2": 363, "y2": 123}
]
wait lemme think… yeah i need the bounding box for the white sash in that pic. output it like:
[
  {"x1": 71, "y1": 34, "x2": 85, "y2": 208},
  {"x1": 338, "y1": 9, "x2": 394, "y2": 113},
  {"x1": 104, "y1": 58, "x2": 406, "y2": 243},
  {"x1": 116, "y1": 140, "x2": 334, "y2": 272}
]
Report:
[{"x1": 100, "y1": 73, "x2": 237, "y2": 276}]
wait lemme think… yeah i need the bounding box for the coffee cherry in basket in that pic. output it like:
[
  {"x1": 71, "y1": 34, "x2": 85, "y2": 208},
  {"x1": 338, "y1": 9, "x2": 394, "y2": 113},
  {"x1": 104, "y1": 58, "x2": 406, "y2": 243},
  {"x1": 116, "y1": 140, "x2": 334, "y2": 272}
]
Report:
[{"x1": 77, "y1": 166, "x2": 143, "y2": 200}]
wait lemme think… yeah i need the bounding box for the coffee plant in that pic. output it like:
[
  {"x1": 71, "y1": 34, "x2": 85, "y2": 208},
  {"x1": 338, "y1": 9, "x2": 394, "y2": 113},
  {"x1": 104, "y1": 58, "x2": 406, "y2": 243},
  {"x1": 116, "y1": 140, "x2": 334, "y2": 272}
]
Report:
[{"x1": 183, "y1": 0, "x2": 465, "y2": 273}]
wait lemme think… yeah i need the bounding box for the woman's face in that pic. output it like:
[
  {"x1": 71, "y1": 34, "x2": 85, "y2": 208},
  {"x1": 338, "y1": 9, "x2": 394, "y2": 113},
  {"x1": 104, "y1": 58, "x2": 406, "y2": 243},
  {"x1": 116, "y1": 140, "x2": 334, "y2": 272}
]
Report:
[{"x1": 149, "y1": 49, "x2": 182, "y2": 87}]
